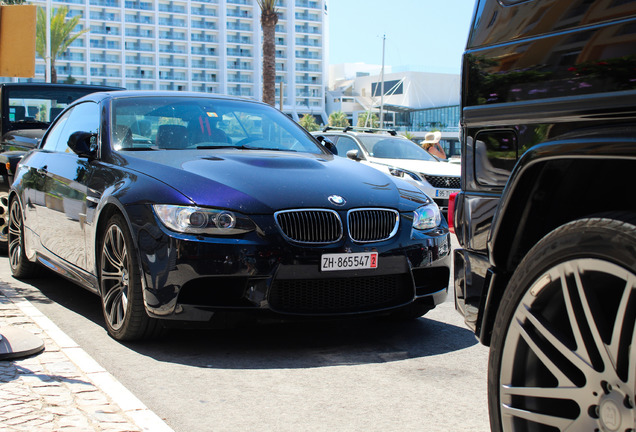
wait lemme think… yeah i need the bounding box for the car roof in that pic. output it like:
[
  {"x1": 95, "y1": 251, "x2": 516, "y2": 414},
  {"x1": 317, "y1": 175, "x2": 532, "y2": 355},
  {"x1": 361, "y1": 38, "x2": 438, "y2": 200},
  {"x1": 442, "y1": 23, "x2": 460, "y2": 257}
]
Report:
[
  {"x1": 313, "y1": 127, "x2": 406, "y2": 138},
  {"x1": 74, "y1": 89, "x2": 269, "y2": 106}
]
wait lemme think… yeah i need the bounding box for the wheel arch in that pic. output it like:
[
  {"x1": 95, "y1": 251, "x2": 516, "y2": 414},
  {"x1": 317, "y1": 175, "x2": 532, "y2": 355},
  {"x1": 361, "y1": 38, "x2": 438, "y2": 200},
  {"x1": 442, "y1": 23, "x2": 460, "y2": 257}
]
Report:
[{"x1": 478, "y1": 152, "x2": 636, "y2": 345}]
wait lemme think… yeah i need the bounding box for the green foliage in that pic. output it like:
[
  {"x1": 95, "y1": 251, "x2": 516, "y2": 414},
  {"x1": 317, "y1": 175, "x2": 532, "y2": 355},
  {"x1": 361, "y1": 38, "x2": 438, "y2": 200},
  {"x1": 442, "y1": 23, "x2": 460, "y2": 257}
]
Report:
[
  {"x1": 401, "y1": 131, "x2": 416, "y2": 142},
  {"x1": 63, "y1": 75, "x2": 76, "y2": 84},
  {"x1": 36, "y1": 6, "x2": 88, "y2": 83},
  {"x1": 299, "y1": 114, "x2": 319, "y2": 132},
  {"x1": 328, "y1": 111, "x2": 350, "y2": 128},
  {"x1": 357, "y1": 111, "x2": 379, "y2": 128}
]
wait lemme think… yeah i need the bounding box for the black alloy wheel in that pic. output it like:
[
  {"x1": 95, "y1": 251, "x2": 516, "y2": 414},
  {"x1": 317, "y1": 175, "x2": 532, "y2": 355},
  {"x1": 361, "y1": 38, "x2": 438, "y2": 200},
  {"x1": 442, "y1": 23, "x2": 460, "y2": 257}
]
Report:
[
  {"x1": 488, "y1": 216, "x2": 636, "y2": 432},
  {"x1": 7, "y1": 198, "x2": 38, "y2": 278},
  {"x1": 99, "y1": 214, "x2": 160, "y2": 341}
]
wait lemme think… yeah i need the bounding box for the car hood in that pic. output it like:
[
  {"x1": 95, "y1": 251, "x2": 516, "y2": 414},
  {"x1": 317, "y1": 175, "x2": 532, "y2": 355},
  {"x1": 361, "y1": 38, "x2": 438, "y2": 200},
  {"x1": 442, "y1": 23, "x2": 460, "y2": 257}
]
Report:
[
  {"x1": 367, "y1": 157, "x2": 461, "y2": 177},
  {"x1": 2, "y1": 128, "x2": 44, "y2": 149},
  {"x1": 121, "y1": 150, "x2": 429, "y2": 213}
]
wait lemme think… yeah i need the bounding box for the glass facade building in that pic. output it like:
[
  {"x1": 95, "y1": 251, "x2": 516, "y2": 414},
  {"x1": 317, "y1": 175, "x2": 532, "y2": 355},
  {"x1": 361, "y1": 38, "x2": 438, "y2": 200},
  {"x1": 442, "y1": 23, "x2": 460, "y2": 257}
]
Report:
[{"x1": 15, "y1": 0, "x2": 328, "y2": 120}]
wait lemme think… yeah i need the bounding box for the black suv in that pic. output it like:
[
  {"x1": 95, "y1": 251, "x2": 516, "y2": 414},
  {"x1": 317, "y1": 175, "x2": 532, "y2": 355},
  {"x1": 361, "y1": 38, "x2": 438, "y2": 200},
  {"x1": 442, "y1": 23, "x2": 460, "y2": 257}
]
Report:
[{"x1": 453, "y1": 1, "x2": 636, "y2": 431}]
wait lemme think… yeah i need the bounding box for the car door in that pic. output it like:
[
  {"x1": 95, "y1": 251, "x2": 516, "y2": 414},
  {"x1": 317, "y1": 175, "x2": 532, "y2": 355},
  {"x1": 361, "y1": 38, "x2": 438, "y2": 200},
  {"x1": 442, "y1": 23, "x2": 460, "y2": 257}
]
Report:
[{"x1": 33, "y1": 101, "x2": 100, "y2": 269}]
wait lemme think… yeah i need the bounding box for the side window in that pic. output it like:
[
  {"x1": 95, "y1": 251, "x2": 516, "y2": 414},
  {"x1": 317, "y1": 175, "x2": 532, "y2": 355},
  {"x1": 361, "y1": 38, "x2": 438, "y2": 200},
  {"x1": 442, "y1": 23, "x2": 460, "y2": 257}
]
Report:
[
  {"x1": 474, "y1": 130, "x2": 518, "y2": 187},
  {"x1": 334, "y1": 136, "x2": 361, "y2": 158},
  {"x1": 42, "y1": 102, "x2": 100, "y2": 153}
]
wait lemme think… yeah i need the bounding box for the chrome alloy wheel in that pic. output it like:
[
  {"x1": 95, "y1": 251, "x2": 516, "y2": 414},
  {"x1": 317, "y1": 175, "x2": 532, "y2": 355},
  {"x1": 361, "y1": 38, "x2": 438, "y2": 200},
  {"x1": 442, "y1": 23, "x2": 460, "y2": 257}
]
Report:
[
  {"x1": 8, "y1": 199, "x2": 23, "y2": 269},
  {"x1": 499, "y1": 258, "x2": 635, "y2": 431},
  {"x1": 100, "y1": 224, "x2": 130, "y2": 331},
  {"x1": 0, "y1": 192, "x2": 9, "y2": 247}
]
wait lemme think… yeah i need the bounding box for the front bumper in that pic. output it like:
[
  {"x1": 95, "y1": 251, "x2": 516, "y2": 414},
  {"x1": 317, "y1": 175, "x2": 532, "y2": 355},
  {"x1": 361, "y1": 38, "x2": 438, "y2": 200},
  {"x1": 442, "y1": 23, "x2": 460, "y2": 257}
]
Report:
[{"x1": 129, "y1": 206, "x2": 451, "y2": 322}]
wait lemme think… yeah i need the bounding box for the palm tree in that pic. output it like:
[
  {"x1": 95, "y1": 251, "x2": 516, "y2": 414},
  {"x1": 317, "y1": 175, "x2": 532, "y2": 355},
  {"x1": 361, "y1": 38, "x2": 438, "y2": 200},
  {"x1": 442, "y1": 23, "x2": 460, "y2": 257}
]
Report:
[
  {"x1": 257, "y1": 0, "x2": 278, "y2": 106},
  {"x1": 328, "y1": 111, "x2": 350, "y2": 128},
  {"x1": 36, "y1": 6, "x2": 87, "y2": 83},
  {"x1": 299, "y1": 114, "x2": 319, "y2": 132}
]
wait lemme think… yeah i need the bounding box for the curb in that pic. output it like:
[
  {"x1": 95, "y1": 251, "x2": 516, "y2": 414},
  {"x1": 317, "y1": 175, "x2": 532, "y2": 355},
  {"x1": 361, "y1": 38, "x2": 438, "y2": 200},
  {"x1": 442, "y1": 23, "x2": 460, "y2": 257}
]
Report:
[{"x1": 0, "y1": 285, "x2": 175, "y2": 432}]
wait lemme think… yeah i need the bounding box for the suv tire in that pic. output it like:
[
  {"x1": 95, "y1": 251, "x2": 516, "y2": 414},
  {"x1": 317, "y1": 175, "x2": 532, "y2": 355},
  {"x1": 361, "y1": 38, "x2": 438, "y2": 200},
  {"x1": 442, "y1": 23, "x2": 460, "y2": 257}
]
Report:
[{"x1": 488, "y1": 215, "x2": 636, "y2": 431}]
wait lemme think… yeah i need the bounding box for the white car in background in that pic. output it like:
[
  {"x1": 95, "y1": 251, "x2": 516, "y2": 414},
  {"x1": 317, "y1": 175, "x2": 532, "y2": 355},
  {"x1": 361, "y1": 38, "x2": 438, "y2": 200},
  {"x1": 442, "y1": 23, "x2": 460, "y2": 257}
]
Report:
[{"x1": 313, "y1": 127, "x2": 460, "y2": 213}]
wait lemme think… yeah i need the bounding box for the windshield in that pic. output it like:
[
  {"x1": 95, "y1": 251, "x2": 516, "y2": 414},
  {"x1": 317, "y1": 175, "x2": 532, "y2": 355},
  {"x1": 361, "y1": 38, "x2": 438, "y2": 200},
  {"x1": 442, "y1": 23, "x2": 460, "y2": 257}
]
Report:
[
  {"x1": 357, "y1": 135, "x2": 438, "y2": 161},
  {"x1": 7, "y1": 87, "x2": 105, "y2": 128},
  {"x1": 111, "y1": 96, "x2": 324, "y2": 154}
]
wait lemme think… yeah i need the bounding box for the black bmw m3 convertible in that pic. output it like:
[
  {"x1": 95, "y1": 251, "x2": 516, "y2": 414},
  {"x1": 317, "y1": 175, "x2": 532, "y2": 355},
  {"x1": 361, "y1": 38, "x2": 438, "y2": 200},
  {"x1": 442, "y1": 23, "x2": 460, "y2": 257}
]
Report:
[{"x1": 9, "y1": 91, "x2": 450, "y2": 340}]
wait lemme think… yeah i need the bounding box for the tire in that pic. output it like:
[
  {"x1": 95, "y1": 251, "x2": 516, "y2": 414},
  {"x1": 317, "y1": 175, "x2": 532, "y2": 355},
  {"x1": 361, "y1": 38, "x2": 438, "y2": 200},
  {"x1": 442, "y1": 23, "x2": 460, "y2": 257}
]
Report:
[
  {"x1": 99, "y1": 214, "x2": 162, "y2": 341},
  {"x1": 488, "y1": 216, "x2": 636, "y2": 432},
  {"x1": 7, "y1": 198, "x2": 39, "y2": 279},
  {"x1": 0, "y1": 191, "x2": 10, "y2": 254}
]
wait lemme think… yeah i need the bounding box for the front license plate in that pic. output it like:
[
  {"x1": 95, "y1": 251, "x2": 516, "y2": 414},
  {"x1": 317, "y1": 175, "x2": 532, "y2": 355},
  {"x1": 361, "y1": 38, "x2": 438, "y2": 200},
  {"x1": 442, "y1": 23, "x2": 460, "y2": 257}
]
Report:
[
  {"x1": 321, "y1": 252, "x2": 378, "y2": 272},
  {"x1": 435, "y1": 189, "x2": 452, "y2": 198}
]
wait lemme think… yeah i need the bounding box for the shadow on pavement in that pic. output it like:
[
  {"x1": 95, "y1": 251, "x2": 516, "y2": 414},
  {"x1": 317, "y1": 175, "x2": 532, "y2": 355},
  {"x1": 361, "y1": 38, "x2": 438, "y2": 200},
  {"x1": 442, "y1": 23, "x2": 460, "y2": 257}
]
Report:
[{"x1": 8, "y1": 267, "x2": 478, "y2": 370}]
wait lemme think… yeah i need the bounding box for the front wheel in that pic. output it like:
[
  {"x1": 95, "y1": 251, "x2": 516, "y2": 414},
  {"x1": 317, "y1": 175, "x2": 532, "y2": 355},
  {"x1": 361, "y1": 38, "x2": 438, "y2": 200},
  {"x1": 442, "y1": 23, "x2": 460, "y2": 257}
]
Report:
[
  {"x1": 8, "y1": 198, "x2": 39, "y2": 278},
  {"x1": 99, "y1": 214, "x2": 161, "y2": 341},
  {"x1": 488, "y1": 216, "x2": 636, "y2": 431}
]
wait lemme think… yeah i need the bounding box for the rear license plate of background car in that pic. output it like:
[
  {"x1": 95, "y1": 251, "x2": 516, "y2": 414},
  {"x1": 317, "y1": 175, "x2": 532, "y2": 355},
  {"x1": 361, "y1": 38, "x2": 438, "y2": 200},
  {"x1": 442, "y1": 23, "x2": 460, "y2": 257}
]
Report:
[
  {"x1": 321, "y1": 252, "x2": 378, "y2": 271},
  {"x1": 436, "y1": 189, "x2": 452, "y2": 198}
]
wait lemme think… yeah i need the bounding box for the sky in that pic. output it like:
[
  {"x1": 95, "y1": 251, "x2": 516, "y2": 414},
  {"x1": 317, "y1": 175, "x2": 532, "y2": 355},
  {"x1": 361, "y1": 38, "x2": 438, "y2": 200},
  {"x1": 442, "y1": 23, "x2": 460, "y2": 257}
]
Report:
[{"x1": 327, "y1": 0, "x2": 476, "y2": 74}]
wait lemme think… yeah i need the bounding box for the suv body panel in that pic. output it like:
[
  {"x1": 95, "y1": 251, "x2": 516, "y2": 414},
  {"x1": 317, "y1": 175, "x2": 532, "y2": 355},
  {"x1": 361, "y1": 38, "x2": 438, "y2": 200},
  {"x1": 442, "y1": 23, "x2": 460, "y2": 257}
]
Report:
[{"x1": 454, "y1": 0, "x2": 636, "y2": 343}]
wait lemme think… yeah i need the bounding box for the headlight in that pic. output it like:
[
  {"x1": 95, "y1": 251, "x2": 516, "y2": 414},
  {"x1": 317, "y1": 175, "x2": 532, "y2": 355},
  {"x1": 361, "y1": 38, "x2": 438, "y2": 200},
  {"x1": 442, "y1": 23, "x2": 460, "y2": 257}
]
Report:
[
  {"x1": 413, "y1": 203, "x2": 441, "y2": 230},
  {"x1": 153, "y1": 205, "x2": 256, "y2": 235},
  {"x1": 388, "y1": 167, "x2": 422, "y2": 181}
]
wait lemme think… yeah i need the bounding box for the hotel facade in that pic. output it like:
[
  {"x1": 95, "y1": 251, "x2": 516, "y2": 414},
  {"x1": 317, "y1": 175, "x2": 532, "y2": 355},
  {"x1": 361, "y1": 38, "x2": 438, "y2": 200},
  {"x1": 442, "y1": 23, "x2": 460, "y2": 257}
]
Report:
[{"x1": 19, "y1": 0, "x2": 328, "y2": 121}]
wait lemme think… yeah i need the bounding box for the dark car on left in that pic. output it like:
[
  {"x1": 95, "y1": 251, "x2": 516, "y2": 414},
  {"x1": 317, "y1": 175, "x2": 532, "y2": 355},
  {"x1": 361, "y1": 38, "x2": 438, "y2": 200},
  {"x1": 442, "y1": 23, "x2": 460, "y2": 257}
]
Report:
[
  {"x1": 9, "y1": 90, "x2": 451, "y2": 341},
  {"x1": 0, "y1": 83, "x2": 121, "y2": 251}
]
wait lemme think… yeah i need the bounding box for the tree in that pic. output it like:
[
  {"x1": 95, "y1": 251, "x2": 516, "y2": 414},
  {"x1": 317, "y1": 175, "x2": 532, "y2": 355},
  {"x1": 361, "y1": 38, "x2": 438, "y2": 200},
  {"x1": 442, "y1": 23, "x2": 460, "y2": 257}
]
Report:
[
  {"x1": 328, "y1": 111, "x2": 350, "y2": 128},
  {"x1": 257, "y1": 0, "x2": 278, "y2": 106},
  {"x1": 357, "y1": 111, "x2": 379, "y2": 128},
  {"x1": 299, "y1": 114, "x2": 319, "y2": 132},
  {"x1": 36, "y1": 6, "x2": 87, "y2": 83}
]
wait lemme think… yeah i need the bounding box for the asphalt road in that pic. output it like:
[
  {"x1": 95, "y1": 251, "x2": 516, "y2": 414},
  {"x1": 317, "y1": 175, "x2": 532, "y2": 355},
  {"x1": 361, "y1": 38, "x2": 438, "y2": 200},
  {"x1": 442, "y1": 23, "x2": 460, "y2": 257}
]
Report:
[{"x1": 0, "y1": 240, "x2": 491, "y2": 432}]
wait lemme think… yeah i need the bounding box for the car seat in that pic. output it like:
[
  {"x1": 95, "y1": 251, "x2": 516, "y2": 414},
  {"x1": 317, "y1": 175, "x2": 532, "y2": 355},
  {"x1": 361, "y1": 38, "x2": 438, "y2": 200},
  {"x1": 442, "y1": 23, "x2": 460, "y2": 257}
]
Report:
[{"x1": 156, "y1": 124, "x2": 189, "y2": 149}]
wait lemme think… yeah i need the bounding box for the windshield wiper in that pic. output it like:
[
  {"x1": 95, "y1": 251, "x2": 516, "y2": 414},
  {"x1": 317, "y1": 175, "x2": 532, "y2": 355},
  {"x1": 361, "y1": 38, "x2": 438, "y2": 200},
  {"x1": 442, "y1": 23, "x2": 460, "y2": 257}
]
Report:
[{"x1": 196, "y1": 145, "x2": 286, "y2": 151}]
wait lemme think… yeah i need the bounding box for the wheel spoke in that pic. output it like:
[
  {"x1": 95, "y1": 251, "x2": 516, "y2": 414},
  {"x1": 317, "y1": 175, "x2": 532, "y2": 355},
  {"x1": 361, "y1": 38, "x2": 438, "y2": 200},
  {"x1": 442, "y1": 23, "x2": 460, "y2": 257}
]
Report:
[
  {"x1": 501, "y1": 404, "x2": 575, "y2": 430},
  {"x1": 511, "y1": 313, "x2": 577, "y2": 387},
  {"x1": 519, "y1": 303, "x2": 594, "y2": 376}
]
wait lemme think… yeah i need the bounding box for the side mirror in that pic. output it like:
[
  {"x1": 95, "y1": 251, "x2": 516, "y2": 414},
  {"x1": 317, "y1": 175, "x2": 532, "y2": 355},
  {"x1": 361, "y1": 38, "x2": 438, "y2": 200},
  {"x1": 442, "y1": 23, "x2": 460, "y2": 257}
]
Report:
[
  {"x1": 314, "y1": 135, "x2": 338, "y2": 155},
  {"x1": 68, "y1": 131, "x2": 98, "y2": 158},
  {"x1": 346, "y1": 149, "x2": 361, "y2": 161}
]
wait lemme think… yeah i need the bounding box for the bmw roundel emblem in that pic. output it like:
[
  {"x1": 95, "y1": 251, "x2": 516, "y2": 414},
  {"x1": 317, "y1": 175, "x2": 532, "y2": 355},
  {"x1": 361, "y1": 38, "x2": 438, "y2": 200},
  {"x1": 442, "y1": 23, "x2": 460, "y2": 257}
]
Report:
[{"x1": 328, "y1": 195, "x2": 346, "y2": 206}]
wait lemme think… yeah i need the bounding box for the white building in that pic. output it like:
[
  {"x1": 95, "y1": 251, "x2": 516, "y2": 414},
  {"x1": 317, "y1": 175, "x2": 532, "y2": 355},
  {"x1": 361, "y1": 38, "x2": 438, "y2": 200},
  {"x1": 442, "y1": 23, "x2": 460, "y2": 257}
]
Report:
[
  {"x1": 326, "y1": 65, "x2": 460, "y2": 132},
  {"x1": 21, "y1": 0, "x2": 328, "y2": 121}
]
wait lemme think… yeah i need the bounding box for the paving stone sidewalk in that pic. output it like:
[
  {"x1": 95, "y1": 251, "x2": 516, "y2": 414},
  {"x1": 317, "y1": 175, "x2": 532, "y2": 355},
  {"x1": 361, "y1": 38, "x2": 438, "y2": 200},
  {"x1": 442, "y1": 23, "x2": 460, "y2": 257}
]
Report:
[{"x1": 0, "y1": 283, "x2": 174, "y2": 432}]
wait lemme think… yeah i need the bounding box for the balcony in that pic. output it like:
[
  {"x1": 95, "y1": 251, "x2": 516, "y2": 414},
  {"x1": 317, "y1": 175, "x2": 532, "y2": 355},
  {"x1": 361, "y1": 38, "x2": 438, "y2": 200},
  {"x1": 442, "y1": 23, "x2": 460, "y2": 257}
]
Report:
[
  {"x1": 125, "y1": 14, "x2": 154, "y2": 24},
  {"x1": 159, "y1": 58, "x2": 186, "y2": 67},
  {"x1": 191, "y1": 21, "x2": 217, "y2": 30},
  {"x1": 91, "y1": 0, "x2": 120, "y2": 6},
  {"x1": 295, "y1": 51, "x2": 321, "y2": 60},
  {"x1": 227, "y1": 61, "x2": 252, "y2": 70},
  {"x1": 227, "y1": 22, "x2": 251, "y2": 31},
  {"x1": 91, "y1": 54, "x2": 121, "y2": 64},
  {"x1": 227, "y1": 9, "x2": 252, "y2": 18},
  {"x1": 126, "y1": 29, "x2": 154, "y2": 38},
  {"x1": 227, "y1": 48, "x2": 252, "y2": 57},
  {"x1": 191, "y1": 60, "x2": 217, "y2": 69},
  {"x1": 295, "y1": 0, "x2": 319, "y2": 7},
  {"x1": 191, "y1": 34, "x2": 217, "y2": 42},
  {"x1": 158, "y1": 4, "x2": 186, "y2": 13},
  {"x1": 295, "y1": 12, "x2": 320, "y2": 21},
  {"x1": 295, "y1": 25, "x2": 320, "y2": 34},
  {"x1": 228, "y1": 74, "x2": 252, "y2": 83},
  {"x1": 90, "y1": 12, "x2": 119, "y2": 21},
  {"x1": 191, "y1": 7, "x2": 217, "y2": 17},
  {"x1": 91, "y1": 26, "x2": 120, "y2": 36},
  {"x1": 126, "y1": 56, "x2": 155, "y2": 66},
  {"x1": 126, "y1": 71, "x2": 154, "y2": 79},
  {"x1": 227, "y1": 0, "x2": 251, "y2": 4},
  {"x1": 125, "y1": 1, "x2": 153, "y2": 10},
  {"x1": 227, "y1": 36, "x2": 252, "y2": 44},
  {"x1": 158, "y1": 18, "x2": 186, "y2": 27},
  {"x1": 158, "y1": 45, "x2": 187, "y2": 54},
  {"x1": 296, "y1": 38, "x2": 321, "y2": 47},
  {"x1": 159, "y1": 31, "x2": 186, "y2": 41}
]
